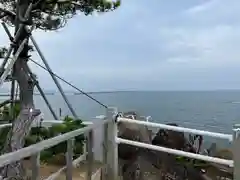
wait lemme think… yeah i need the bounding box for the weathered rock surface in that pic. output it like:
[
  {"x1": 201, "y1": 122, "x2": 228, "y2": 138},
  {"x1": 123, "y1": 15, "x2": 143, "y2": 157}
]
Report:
[
  {"x1": 152, "y1": 123, "x2": 185, "y2": 150},
  {"x1": 117, "y1": 112, "x2": 207, "y2": 180},
  {"x1": 118, "y1": 112, "x2": 152, "y2": 160},
  {"x1": 121, "y1": 149, "x2": 206, "y2": 180},
  {"x1": 121, "y1": 153, "x2": 162, "y2": 180}
]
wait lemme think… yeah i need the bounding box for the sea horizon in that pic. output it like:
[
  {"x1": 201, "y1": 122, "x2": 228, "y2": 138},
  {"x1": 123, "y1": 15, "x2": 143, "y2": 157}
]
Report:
[
  {"x1": 1, "y1": 89, "x2": 240, "y2": 96},
  {"x1": 0, "y1": 90, "x2": 238, "y2": 159}
]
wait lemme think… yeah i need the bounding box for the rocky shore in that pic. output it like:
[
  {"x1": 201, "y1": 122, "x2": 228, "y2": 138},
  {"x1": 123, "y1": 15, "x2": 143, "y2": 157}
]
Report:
[{"x1": 117, "y1": 112, "x2": 233, "y2": 180}]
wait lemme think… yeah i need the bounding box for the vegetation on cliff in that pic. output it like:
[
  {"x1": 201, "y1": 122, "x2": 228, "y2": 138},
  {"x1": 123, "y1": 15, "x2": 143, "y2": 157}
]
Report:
[{"x1": 0, "y1": 103, "x2": 86, "y2": 165}]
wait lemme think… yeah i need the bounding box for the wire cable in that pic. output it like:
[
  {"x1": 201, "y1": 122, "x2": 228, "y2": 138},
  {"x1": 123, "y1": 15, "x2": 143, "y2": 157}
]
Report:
[{"x1": 29, "y1": 58, "x2": 108, "y2": 109}]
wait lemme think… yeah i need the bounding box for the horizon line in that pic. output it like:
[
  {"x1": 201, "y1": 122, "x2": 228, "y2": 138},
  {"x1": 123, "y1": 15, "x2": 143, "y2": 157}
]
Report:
[{"x1": 0, "y1": 89, "x2": 240, "y2": 96}]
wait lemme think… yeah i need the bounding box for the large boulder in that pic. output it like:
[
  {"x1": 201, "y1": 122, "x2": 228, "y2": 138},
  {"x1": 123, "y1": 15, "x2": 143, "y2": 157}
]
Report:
[
  {"x1": 152, "y1": 123, "x2": 186, "y2": 150},
  {"x1": 118, "y1": 117, "x2": 206, "y2": 180},
  {"x1": 121, "y1": 151, "x2": 163, "y2": 180},
  {"x1": 118, "y1": 111, "x2": 152, "y2": 160},
  {"x1": 121, "y1": 150, "x2": 206, "y2": 180},
  {"x1": 151, "y1": 123, "x2": 207, "y2": 180}
]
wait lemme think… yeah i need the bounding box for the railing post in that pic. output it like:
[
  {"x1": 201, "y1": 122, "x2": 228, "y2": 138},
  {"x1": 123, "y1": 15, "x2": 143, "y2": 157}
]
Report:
[
  {"x1": 105, "y1": 107, "x2": 118, "y2": 180},
  {"x1": 87, "y1": 130, "x2": 94, "y2": 180},
  {"x1": 66, "y1": 139, "x2": 74, "y2": 180},
  {"x1": 101, "y1": 115, "x2": 109, "y2": 180},
  {"x1": 112, "y1": 113, "x2": 118, "y2": 180},
  {"x1": 31, "y1": 152, "x2": 40, "y2": 180},
  {"x1": 233, "y1": 124, "x2": 240, "y2": 180}
]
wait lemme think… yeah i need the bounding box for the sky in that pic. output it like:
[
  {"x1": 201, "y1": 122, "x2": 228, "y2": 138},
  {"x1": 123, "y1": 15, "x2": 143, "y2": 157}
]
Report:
[{"x1": 1, "y1": 0, "x2": 240, "y2": 91}]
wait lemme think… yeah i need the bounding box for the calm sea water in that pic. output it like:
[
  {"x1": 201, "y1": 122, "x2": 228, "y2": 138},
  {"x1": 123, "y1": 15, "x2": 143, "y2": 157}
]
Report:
[
  {"x1": 1, "y1": 91, "x2": 239, "y2": 159},
  {"x1": 34, "y1": 91, "x2": 240, "y2": 133}
]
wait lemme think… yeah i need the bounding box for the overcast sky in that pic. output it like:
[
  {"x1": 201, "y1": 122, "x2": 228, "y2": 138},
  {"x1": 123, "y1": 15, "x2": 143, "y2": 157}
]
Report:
[{"x1": 1, "y1": 0, "x2": 240, "y2": 91}]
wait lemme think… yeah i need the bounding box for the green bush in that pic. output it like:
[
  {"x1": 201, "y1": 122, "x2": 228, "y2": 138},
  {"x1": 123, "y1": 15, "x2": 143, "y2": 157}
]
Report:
[
  {"x1": 25, "y1": 116, "x2": 86, "y2": 163},
  {"x1": 0, "y1": 102, "x2": 20, "y2": 123},
  {"x1": 0, "y1": 104, "x2": 86, "y2": 164}
]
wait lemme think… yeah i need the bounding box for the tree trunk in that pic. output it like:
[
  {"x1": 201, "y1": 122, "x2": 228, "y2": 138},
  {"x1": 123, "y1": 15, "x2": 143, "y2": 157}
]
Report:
[
  {"x1": 0, "y1": 1, "x2": 40, "y2": 178},
  {"x1": 0, "y1": 58, "x2": 40, "y2": 178}
]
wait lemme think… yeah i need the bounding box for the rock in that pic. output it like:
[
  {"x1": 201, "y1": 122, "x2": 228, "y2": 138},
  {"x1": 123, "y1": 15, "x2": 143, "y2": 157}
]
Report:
[
  {"x1": 150, "y1": 123, "x2": 207, "y2": 180},
  {"x1": 183, "y1": 165, "x2": 207, "y2": 180},
  {"x1": 118, "y1": 111, "x2": 152, "y2": 160},
  {"x1": 121, "y1": 150, "x2": 206, "y2": 180},
  {"x1": 121, "y1": 152, "x2": 162, "y2": 180},
  {"x1": 215, "y1": 148, "x2": 232, "y2": 160},
  {"x1": 118, "y1": 128, "x2": 144, "y2": 160},
  {"x1": 152, "y1": 123, "x2": 186, "y2": 150},
  {"x1": 118, "y1": 116, "x2": 206, "y2": 180},
  {"x1": 206, "y1": 147, "x2": 233, "y2": 178}
]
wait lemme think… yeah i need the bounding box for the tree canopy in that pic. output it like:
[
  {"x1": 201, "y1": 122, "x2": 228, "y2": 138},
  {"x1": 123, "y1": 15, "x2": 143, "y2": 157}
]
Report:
[{"x1": 0, "y1": 0, "x2": 120, "y2": 30}]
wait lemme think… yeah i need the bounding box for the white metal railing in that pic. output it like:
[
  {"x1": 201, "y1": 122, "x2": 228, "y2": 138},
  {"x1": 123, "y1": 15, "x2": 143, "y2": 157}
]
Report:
[
  {"x1": 117, "y1": 117, "x2": 233, "y2": 141},
  {"x1": 0, "y1": 118, "x2": 111, "y2": 180},
  {"x1": 0, "y1": 107, "x2": 239, "y2": 180},
  {"x1": 115, "y1": 116, "x2": 240, "y2": 180},
  {"x1": 117, "y1": 137, "x2": 232, "y2": 165},
  {"x1": 0, "y1": 120, "x2": 94, "y2": 129}
]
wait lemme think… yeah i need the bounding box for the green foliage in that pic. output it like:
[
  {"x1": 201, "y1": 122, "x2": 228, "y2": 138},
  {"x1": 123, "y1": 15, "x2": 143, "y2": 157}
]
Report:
[
  {"x1": 0, "y1": 114, "x2": 86, "y2": 164},
  {"x1": 0, "y1": 104, "x2": 17, "y2": 133},
  {"x1": 0, "y1": 102, "x2": 20, "y2": 123},
  {"x1": 26, "y1": 116, "x2": 86, "y2": 163},
  {"x1": 0, "y1": 47, "x2": 7, "y2": 59},
  {"x1": 176, "y1": 156, "x2": 208, "y2": 168},
  {"x1": 0, "y1": 0, "x2": 121, "y2": 30},
  {"x1": 0, "y1": 126, "x2": 10, "y2": 151},
  {"x1": 0, "y1": 106, "x2": 11, "y2": 122}
]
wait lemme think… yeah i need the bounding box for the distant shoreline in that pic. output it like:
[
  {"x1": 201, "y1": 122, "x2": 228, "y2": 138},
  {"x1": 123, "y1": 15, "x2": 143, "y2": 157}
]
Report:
[
  {"x1": 1, "y1": 89, "x2": 240, "y2": 96},
  {"x1": 0, "y1": 93, "x2": 55, "y2": 96}
]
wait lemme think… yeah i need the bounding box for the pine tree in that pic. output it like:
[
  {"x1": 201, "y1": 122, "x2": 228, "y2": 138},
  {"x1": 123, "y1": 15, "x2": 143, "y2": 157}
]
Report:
[{"x1": 0, "y1": 0, "x2": 120, "y2": 178}]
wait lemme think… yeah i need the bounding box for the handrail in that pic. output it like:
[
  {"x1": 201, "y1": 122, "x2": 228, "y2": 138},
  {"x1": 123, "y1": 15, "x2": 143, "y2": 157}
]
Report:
[
  {"x1": 0, "y1": 119, "x2": 109, "y2": 168},
  {"x1": 0, "y1": 123, "x2": 11, "y2": 128},
  {"x1": 0, "y1": 120, "x2": 94, "y2": 129},
  {"x1": 0, "y1": 110, "x2": 237, "y2": 180},
  {"x1": 118, "y1": 117, "x2": 232, "y2": 141},
  {"x1": 116, "y1": 116, "x2": 236, "y2": 168},
  {"x1": 117, "y1": 138, "x2": 233, "y2": 167}
]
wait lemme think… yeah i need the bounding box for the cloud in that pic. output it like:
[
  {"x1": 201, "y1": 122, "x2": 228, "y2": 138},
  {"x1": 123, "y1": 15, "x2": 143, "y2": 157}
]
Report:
[
  {"x1": 1, "y1": 0, "x2": 240, "y2": 90},
  {"x1": 185, "y1": 0, "x2": 216, "y2": 14}
]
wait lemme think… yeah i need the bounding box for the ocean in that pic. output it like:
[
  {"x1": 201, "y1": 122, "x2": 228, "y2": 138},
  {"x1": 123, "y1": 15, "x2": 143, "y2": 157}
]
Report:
[
  {"x1": 34, "y1": 91, "x2": 240, "y2": 133},
  {"x1": 32, "y1": 91, "x2": 240, "y2": 149},
  {"x1": 2, "y1": 90, "x2": 239, "y2": 158}
]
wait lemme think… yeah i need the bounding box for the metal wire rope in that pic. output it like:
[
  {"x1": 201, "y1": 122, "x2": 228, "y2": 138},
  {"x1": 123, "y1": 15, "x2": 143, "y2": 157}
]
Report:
[{"x1": 29, "y1": 58, "x2": 108, "y2": 109}]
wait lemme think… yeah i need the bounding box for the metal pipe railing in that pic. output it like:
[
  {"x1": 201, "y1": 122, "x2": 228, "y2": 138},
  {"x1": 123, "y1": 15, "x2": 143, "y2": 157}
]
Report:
[
  {"x1": 0, "y1": 108, "x2": 237, "y2": 179},
  {"x1": 118, "y1": 117, "x2": 232, "y2": 141},
  {"x1": 0, "y1": 120, "x2": 93, "y2": 129},
  {"x1": 0, "y1": 119, "x2": 109, "y2": 168},
  {"x1": 117, "y1": 137, "x2": 233, "y2": 167}
]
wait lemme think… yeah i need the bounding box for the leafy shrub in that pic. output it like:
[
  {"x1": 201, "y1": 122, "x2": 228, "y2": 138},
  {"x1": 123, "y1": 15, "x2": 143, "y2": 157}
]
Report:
[
  {"x1": 0, "y1": 102, "x2": 20, "y2": 123},
  {"x1": 0, "y1": 104, "x2": 86, "y2": 164},
  {"x1": 25, "y1": 116, "x2": 86, "y2": 163}
]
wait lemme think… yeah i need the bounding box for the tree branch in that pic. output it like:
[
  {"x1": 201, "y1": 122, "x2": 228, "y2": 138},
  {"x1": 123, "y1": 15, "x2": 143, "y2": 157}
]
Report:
[
  {"x1": 0, "y1": 99, "x2": 20, "y2": 108},
  {"x1": 0, "y1": 7, "x2": 15, "y2": 18}
]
